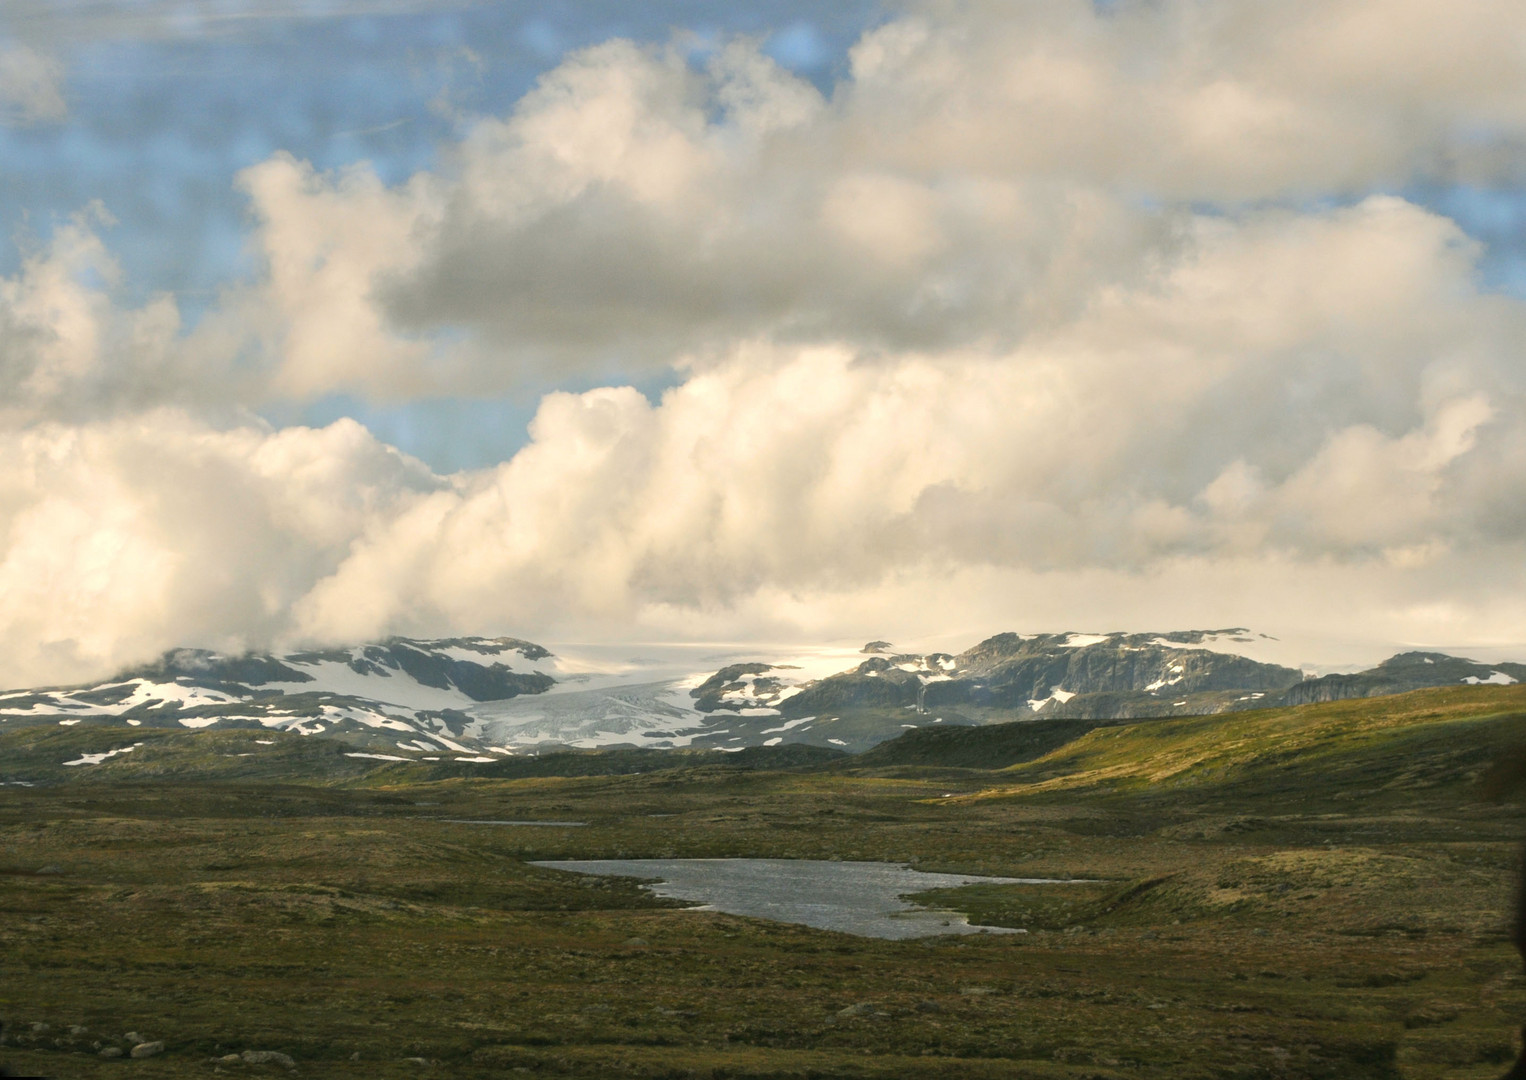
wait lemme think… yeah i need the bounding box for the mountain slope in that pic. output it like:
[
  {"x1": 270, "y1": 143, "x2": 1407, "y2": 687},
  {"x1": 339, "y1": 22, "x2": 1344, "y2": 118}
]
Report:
[
  {"x1": 0, "y1": 636, "x2": 557, "y2": 754},
  {"x1": 1277, "y1": 651, "x2": 1525, "y2": 706},
  {"x1": 978, "y1": 683, "x2": 1526, "y2": 809},
  {"x1": 770, "y1": 630, "x2": 1304, "y2": 722},
  {"x1": 5, "y1": 629, "x2": 1526, "y2": 765}
]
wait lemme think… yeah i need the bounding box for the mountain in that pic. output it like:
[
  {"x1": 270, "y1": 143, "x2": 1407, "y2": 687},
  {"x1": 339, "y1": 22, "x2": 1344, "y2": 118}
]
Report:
[
  {"x1": 0, "y1": 637, "x2": 873, "y2": 757},
  {"x1": 2, "y1": 630, "x2": 1523, "y2": 767},
  {"x1": 0, "y1": 637, "x2": 556, "y2": 756},
  {"x1": 726, "y1": 630, "x2": 1305, "y2": 725},
  {"x1": 1277, "y1": 651, "x2": 1525, "y2": 705}
]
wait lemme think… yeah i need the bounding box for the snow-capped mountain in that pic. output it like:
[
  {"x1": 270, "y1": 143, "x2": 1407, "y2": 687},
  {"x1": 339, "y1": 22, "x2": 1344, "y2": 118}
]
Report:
[
  {"x1": 0, "y1": 637, "x2": 556, "y2": 757},
  {"x1": 3, "y1": 630, "x2": 1522, "y2": 764},
  {"x1": 0, "y1": 637, "x2": 872, "y2": 756},
  {"x1": 696, "y1": 630, "x2": 1305, "y2": 731}
]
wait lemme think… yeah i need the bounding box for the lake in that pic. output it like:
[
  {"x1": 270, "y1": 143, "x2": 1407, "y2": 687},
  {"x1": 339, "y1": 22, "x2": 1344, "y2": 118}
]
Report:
[{"x1": 532, "y1": 858, "x2": 1081, "y2": 939}]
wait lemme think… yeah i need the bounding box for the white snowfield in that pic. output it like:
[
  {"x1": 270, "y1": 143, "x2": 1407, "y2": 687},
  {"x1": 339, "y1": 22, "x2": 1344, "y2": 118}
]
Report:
[
  {"x1": 1060, "y1": 634, "x2": 1110, "y2": 649},
  {"x1": 461, "y1": 643, "x2": 871, "y2": 750},
  {"x1": 272, "y1": 658, "x2": 479, "y2": 712},
  {"x1": 0, "y1": 678, "x2": 239, "y2": 717},
  {"x1": 64, "y1": 743, "x2": 142, "y2": 766},
  {"x1": 1463, "y1": 671, "x2": 1517, "y2": 686}
]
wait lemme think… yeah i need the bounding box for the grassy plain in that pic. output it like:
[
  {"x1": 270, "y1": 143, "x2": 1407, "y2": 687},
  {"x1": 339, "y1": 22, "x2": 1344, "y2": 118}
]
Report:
[{"x1": 4, "y1": 686, "x2": 1526, "y2": 1077}]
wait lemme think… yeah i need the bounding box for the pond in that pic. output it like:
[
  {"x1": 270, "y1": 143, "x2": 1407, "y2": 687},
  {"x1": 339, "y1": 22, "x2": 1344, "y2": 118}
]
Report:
[{"x1": 531, "y1": 858, "x2": 1081, "y2": 939}]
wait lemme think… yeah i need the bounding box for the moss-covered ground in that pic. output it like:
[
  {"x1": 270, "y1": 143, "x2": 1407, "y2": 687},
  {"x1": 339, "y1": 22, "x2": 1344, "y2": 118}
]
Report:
[{"x1": 4, "y1": 686, "x2": 1526, "y2": 1077}]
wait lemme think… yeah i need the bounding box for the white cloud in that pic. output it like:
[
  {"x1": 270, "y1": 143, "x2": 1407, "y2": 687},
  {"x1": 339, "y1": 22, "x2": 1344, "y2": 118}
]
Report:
[
  {"x1": 0, "y1": 43, "x2": 65, "y2": 125},
  {"x1": 210, "y1": 2, "x2": 1526, "y2": 399},
  {"x1": 0, "y1": 413, "x2": 441, "y2": 687},
  {"x1": 3, "y1": 1, "x2": 1526, "y2": 685}
]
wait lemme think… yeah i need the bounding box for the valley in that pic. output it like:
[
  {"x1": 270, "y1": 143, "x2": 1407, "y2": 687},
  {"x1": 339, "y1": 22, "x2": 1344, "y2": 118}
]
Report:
[{"x1": 3, "y1": 685, "x2": 1526, "y2": 1076}]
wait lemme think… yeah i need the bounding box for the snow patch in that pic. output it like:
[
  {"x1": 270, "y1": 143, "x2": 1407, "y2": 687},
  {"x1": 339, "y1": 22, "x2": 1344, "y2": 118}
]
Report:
[
  {"x1": 0, "y1": 678, "x2": 238, "y2": 718},
  {"x1": 278, "y1": 659, "x2": 473, "y2": 711},
  {"x1": 64, "y1": 743, "x2": 142, "y2": 766},
  {"x1": 1061, "y1": 634, "x2": 1111, "y2": 648},
  {"x1": 1027, "y1": 685, "x2": 1075, "y2": 710},
  {"x1": 760, "y1": 716, "x2": 816, "y2": 735}
]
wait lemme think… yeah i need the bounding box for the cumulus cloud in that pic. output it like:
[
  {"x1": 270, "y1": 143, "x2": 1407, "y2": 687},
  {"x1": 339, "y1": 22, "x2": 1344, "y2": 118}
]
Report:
[
  {"x1": 9, "y1": 193, "x2": 1524, "y2": 685},
  {"x1": 218, "y1": 0, "x2": 1526, "y2": 396},
  {"x1": 0, "y1": 413, "x2": 442, "y2": 687},
  {"x1": 3, "y1": 0, "x2": 1526, "y2": 684},
  {"x1": 0, "y1": 205, "x2": 261, "y2": 422},
  {"x1": 289, "y1": 197, "x2": 1525, "y2": 636},
  {"x1": 0, "y1": 43, "x2": 65, "y2": 124}
]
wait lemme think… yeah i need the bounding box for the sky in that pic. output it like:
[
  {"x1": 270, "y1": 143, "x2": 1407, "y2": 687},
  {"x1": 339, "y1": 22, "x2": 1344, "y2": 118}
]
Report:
[{"x1": 4, "y1": 0, "x2": 1526, "y2": 687}]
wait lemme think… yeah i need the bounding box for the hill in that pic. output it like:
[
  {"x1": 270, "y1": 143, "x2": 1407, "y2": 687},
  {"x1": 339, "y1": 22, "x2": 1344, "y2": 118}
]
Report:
[{"x1": 974, "y1": 683, "x2": 1526, "y2": 811}]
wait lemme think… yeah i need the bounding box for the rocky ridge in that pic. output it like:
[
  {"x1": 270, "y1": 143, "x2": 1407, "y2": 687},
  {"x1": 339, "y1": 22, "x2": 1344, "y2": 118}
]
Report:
[{"x1": 1, "y1": 629, "x2": 1521, "y2": 761}]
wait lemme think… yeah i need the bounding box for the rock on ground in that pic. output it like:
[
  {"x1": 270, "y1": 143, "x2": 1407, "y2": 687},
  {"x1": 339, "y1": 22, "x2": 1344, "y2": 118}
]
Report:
[{"x1": 242, "y1": 1049, "x2": 297, "y2": 1067}]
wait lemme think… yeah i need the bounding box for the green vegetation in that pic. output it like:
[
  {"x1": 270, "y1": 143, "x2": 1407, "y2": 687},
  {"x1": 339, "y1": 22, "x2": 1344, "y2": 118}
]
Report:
[
  {"x1": 854, "y1": 715, "x2": 1125, "y2": 770},
  {"x1": 4, "y1": 686, "x2": 1526, "y2": 1077}
]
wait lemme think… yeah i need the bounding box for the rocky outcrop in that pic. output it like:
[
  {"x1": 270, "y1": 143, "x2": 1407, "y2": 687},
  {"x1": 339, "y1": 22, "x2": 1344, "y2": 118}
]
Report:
[{"x1": 1277, "y1": 651, "x2": 1526, "y2": 706}]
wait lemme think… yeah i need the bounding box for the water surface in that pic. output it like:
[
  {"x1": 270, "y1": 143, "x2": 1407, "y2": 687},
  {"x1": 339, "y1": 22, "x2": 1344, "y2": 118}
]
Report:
[{"x1": 533, "y1": 858, "x2": 1079, "y2": 939}]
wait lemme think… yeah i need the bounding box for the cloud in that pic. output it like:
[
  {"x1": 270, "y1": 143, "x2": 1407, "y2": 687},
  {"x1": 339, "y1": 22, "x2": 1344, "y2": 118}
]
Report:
[
  {"x1": 0, "y1": 43, "x2": 65, "y2": 124},
  {"x1": 0, "y1": 413, "x2": 442, "y2": 687},
  {"x1": 4, "y1": 0, "x2": 1526, "y2": 684},
  {"x1": 210, "y1": 0, "x2": 1526, "y2": 400},
  {"x1": 7, "y1": 194, "x2": 1523, "y2": 687},
  {"x1": 0, "y1": 204, "x2": 260, "y2": 422},
  {"x1": 0, "y1": 2, "x2": 484, "y2": 44},
  {"x1": 290, "y1": 197, "x2": 1525, "y2": 632}
]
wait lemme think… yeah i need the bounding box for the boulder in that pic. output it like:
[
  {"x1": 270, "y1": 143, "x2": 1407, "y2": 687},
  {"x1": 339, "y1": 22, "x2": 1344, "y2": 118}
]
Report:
[
  {"x1": 242, "y1": 1049, "x2": 297, "y2": 1067},
  {"x1": 131, "y1": 1041, "x2": 166, "y2": 1058}
]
